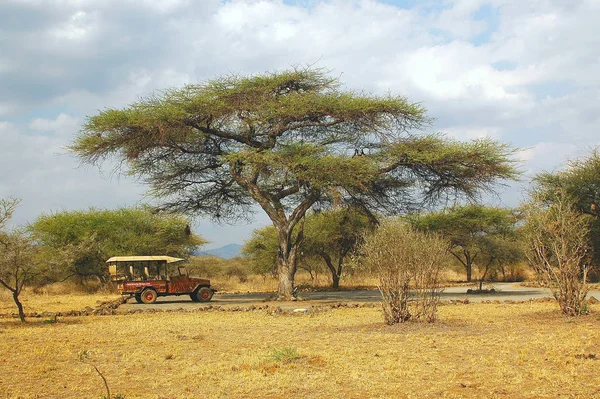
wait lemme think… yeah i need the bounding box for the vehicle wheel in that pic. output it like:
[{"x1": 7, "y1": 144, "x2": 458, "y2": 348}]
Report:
[
  {"x1": 134, "y1": 294, "x2": 143, "y2": 304},
  {"x1": 190, "y1": 293, "x2": 199, "y2": 302},
  {"x1": 194, "y1": 287, "x2": 213, "y2": 302},
  {"x1": 140, "y1": 289, "x2": 158, "y2": 304}
]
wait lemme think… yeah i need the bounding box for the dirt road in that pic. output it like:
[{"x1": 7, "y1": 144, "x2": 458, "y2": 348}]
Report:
[{"x1": 116, "y1": 283, "x2": 600, "y2": 312}]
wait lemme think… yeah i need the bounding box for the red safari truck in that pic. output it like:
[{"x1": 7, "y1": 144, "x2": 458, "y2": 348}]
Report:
[{"x1": 107, "y1": 256, "x2": 216, "y2": 304}]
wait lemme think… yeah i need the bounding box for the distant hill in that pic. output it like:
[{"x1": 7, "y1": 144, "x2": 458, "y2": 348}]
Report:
[{"x1": 195, "y1": 243, "x2": 242, "y2": 259}]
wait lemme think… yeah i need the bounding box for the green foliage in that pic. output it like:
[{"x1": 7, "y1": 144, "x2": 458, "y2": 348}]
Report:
[
  {"x1": 242, "y1": 226, "x2": 279, "y2": 277},
  {"x1": 410, "y1": 204, "x2": 521, "y2": 282},
  {"x1": 302, "y1": 208, "x2": 375, "y2": 287},
  {"x1": 29, "y1": 207, "x2": 205, "y2": 283}
]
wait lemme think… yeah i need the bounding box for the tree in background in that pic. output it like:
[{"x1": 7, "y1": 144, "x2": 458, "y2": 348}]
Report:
[
  {"x1": 242, "y1": 208, "x2": 374, "y2": 288},
  {"x1": 532, "y1": 148, "x2": 600, "y2": 274},
  {"x1": 410, "y1": 204, "x2": 520, "y2": 283},
  {"x1": 72, "y1": 67, "x2": 518, "y2": 299},
  {"x1": 360, "y1": 219, "x2": 447, "y2": 324},
  {"x1": 30, "y1": 207, "x2": 205, "y2": 284},
  {"x1": 522, "y1": 191, "x2": 591, "y2": 315},
  {"x1": 242, "y1": 225, "x2": 280, "y2": 279},
  {"x1": 0, "y1": 198, "x2": 42, "y2": 322},
  {"x1": 474, "y1": 236, "x2": 524, "y2": 290},
  {"x1": 302, "y1": 208, "x2": 375, "y2": 288}
]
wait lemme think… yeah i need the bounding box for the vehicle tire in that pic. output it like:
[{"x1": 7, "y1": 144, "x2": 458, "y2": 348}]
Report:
[
  {"x1": 190, "y1": 293, "x2": 199, "y2": 302},
  {"x1": 134, "y1": 294, "x2": 143, "y2": 304},
  {"x1": 194, "y1": 287, "x2": 213, "y2": 302},
  {"x1": 140, "y1": 288, "x2": 158, "y2": 304}
]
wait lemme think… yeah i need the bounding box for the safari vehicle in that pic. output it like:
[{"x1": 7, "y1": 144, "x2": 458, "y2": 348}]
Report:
[{"x1": 107, "y1": 256, "x2": 216, "y2": 304}]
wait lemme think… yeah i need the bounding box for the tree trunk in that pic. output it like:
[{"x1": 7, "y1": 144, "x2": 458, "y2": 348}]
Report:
[
  {"x1": 335, "y1": 255, "x2": 345, "y2": 290},
  {"x1": 277, "y1": 257, "x2": 296, "y2": 300},
  {"x1": 275, "y1": 225, "x2": 302, "y2": 300},
  {"x1": 479, "y1": 259, "x2": 494, "y2": 291},
  {"x1": 332, "y1": 273, "x2": 340, "y2": 289},
  {"x1": 450, "y1": 249, "x2": 472, "y2": 282},
  {"x1": 319, "y1": 252, "x2": 340, "y2": 289},
  {"x1": 12, "y1": 291, "x2": 25, "y2": 323},
  {"x1": 464, "y1": 250, "x2": 473, "y2": 282}
]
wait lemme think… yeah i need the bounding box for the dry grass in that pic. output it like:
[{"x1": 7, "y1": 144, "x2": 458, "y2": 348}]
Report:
[
  {"x1": 214, "y1": 272, "x2": 381, "y2": 293},
  {"x1": 1, "y1": 302, "x2": 599, "y2": 398},
  {"x1": 213, "y1": 269, "x2": 533, "y2": 293},
  {"x1": 0, "y1": 288, "x2": 120, "y2": 315}
]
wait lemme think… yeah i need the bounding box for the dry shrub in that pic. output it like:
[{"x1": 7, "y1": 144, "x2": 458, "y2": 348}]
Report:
[
  {"x1": 187, "y1": 256, "x2": 225, "y2": 278},
  {"x1": 523, "y1": 192, "x2": 592, "y2": 316},
  {"x1": 187, "y1": 256, "x2": 249, "y2": 282},
  {"x1": 360, "y1": 219, "x2": 446, "y2": 324},
  {"x1": 225, "y1": 263, "x2": 249, "y2": 283}
]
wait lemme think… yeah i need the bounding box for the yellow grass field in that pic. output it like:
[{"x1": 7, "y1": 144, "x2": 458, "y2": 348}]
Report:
[{"x1": 1, "y1": 299, "x2": 600, "y2": 399}]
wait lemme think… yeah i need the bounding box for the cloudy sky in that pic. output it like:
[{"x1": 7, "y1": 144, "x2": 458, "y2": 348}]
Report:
[{"x1": 1, "y1": 0, "x2": 598, "y2": 248}]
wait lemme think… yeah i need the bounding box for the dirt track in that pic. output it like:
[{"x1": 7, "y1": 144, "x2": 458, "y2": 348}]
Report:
[{"x1": 116, "y1": 283, "x2": 600, "y2": 312}]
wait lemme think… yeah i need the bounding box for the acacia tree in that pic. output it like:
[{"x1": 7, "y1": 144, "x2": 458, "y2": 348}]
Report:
[
  {"x1": 410, "y1": 205, "x2": 519, "y2": 282},
  {"x1": 72, "y1": 68, "x2": 518, "y2": 299}
]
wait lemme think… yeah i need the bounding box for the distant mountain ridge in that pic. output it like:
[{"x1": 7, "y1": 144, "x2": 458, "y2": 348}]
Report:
[{"x1": 195, "y1": 243, "x2": 242, "y2": 259}]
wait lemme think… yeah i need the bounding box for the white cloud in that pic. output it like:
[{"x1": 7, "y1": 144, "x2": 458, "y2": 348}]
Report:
[
  {"x1": 29, "y1": 113, "x2": 79, "y2": 134},
  {"x1": 51, "y1": 10, "x2": 92, "y2": 40}
]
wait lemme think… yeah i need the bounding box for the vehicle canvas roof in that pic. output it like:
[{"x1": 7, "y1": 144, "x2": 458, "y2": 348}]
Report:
[{"x1": 105, "y1": 256, "x2": 185, "y2": 263}]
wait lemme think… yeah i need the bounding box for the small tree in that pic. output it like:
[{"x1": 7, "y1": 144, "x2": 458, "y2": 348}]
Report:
[
  {"x1": 523, "y1": 192, "x2": 591, "y2": 316},
  {"x1": 410, "y1": 205, "x2": 519, "y2": 282},
  {"x1": 0, "y1": 198, "x2": 42, "y2": 322},
  {"x1": 360, "y1": 219, "x2": 447, "y2": 324},
  {"x1": 475, "y1": 236, "x2": 524, "y2": 289},
  {"x1": 303, "y1": 208, "x2": 375, "y2": 288}
]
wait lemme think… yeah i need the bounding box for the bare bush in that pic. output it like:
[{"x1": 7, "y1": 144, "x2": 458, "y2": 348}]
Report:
[
  {"x1": 360, "y1": 219, "x2": 447, "y2": 324},
  {"x1": 523, "y1": 192, "x2": 592, "y2": 316},
  {"x1": 225, "y1": 263, "x2": 249, "y2": 283}
]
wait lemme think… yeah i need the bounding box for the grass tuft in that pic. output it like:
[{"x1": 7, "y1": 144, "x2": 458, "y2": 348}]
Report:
[{"x1": 268, "y1": 347, "x2": 300, "y2": 364}]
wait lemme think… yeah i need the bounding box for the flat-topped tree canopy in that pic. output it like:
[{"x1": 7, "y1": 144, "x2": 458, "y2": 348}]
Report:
[{"x1": 72, "y1": 67, "x2": 519, "y2": 299}]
